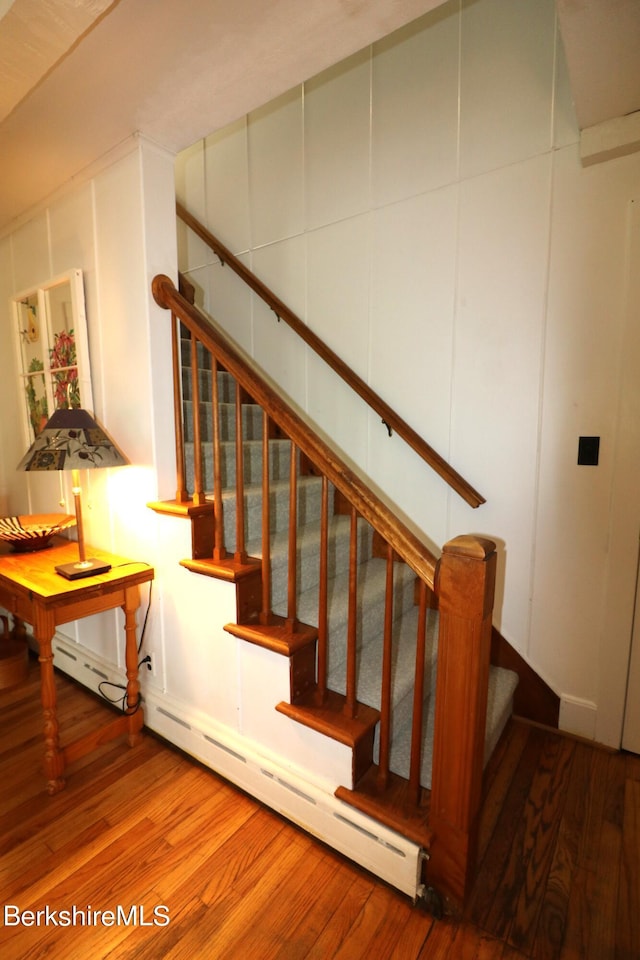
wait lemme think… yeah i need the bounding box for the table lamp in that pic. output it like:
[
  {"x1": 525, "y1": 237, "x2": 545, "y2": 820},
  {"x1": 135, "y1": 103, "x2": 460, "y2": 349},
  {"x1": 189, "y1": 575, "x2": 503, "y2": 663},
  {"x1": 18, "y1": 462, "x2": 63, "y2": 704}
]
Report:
[{"x1": 16, "y1": 407, "x2": 129, "y2": 579}]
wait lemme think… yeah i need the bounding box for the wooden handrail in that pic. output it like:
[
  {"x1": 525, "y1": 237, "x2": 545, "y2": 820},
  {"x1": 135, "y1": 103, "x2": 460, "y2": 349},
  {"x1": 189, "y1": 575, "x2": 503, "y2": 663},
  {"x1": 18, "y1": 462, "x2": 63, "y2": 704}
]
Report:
[
  {"x1": 176, "y1": 202, "x2": 485, "y2": 509},
  {"x1": 153, "y1": 273, "x2": 438, "y2": 589}
]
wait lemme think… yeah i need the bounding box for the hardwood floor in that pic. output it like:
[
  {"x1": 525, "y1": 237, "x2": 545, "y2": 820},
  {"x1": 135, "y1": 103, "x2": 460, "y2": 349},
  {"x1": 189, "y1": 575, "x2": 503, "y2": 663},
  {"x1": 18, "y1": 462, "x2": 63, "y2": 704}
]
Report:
[{"x1": 0, "y1": 659, "x2": 638, "y2": 959}]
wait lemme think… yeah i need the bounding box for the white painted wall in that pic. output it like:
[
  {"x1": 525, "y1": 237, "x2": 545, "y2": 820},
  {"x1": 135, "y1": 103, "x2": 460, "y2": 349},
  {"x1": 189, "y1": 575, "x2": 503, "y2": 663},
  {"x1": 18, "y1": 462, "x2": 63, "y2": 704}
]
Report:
[
  {"x1": 8, "y1": 0, "x2": 638, "y2": 892},
  {"x1": 0, "y1": 0, "x2": 638, "y2": 788},
  {"x1": 0, "y1": 136, "x2": 178, "y2": 673},
  {"x1": 175, "y1": 0, "x2": 640, "y2": 747}
]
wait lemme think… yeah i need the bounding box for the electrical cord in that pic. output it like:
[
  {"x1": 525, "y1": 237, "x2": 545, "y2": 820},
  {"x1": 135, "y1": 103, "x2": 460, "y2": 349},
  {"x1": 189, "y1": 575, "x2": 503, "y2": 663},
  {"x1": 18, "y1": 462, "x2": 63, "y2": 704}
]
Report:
[{"x1": 97, "y1": 574, "x2": 153, "y2": 716}]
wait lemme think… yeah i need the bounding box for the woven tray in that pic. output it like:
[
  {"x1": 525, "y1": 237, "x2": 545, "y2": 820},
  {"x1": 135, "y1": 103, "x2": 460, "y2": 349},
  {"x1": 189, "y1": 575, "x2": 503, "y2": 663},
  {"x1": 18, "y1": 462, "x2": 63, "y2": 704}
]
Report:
[{"x1": 0, "y1": 514, "x2": 76, "y2": 552}]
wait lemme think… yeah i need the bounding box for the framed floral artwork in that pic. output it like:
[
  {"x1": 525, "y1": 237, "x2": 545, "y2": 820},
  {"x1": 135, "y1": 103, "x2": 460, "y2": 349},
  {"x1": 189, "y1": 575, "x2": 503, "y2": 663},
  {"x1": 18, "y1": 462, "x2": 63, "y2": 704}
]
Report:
[{"x1": 12, "y1": 270, "x2": 94, "y2": 444}]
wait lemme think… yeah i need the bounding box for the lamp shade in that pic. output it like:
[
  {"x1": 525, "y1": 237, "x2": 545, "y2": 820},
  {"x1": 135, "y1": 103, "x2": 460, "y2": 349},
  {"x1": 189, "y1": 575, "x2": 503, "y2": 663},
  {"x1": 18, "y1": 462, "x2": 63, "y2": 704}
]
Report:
[
  {"x1": 16, "y1": 408, "x2": 129, "y2": 579},
  {"x1": 17, "y1": 408, "x2": 129, "y2": 472}
]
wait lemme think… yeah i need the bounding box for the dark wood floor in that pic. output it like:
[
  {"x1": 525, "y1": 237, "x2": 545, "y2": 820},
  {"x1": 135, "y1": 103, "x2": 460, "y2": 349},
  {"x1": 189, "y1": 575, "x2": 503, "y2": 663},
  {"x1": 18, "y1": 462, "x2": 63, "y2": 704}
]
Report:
[{"x1": 0, "y1": 659, "x2": 638, "y2": 959}]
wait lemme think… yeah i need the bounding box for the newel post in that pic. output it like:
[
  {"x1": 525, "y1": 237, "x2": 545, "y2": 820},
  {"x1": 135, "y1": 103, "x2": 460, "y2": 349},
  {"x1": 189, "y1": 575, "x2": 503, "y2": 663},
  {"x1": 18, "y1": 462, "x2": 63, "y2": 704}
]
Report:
[{"x1": 428, "y1": 534, "x2": 496, "y2": 909}]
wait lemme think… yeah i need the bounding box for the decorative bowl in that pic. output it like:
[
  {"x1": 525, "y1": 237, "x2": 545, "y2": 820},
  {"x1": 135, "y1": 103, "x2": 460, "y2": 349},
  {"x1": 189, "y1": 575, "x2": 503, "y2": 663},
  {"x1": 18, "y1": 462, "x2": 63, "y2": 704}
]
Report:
[{"x1": 0, "y1": 514, "x2": 76, "y2": 552}]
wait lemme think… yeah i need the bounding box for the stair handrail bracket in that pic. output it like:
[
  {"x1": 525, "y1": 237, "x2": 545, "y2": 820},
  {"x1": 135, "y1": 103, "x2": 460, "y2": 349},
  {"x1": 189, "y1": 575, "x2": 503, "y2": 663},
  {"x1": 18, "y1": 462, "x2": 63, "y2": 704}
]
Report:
[{"x1": 175, "y1": 204, "x2": 485, "y2": 510}]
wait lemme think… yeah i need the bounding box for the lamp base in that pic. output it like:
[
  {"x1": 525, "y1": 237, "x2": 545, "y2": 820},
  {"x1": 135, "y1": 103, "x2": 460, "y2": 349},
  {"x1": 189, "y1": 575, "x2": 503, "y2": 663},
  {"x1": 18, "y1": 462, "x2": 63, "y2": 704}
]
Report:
[{"x1": 55, "y1": 558, "x2": 112, "y2": 580}]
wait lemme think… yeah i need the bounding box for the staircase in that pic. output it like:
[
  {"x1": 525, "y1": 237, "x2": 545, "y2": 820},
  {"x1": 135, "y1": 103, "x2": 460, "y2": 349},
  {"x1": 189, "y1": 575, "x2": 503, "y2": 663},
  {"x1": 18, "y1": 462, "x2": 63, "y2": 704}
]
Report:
[
  {"x1": 144, "y1": 203, "x2": 533, "y2": 913},
  {"x1": 150, "y1": 268, "x2": 521, "y2": 914},
  {"x1": 181, "y1": 348, "x2": 517, "y2": 793}
]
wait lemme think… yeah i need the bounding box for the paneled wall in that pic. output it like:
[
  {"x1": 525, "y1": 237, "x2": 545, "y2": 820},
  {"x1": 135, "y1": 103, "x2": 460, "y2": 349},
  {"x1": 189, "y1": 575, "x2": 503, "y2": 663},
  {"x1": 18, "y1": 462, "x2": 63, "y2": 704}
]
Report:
[
  {"x1": 176, "y1": 0, "x2": 640, "y2": 746},
  {"x1": 0, "y1": 0, "x2": 638, "y2": 753}
]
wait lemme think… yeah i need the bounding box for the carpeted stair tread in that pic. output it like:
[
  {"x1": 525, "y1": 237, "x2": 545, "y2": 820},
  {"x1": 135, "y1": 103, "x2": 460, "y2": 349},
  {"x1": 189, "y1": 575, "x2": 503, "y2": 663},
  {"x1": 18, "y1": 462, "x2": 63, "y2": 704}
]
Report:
[
  {"x1": 287, "y1": 557, "x2": 418, "y2": 675},
  {"x1": 245, "y1": 514, "x2": 374, "y2": 609},
  {"x1": 180, "y1": 364, "x2": 239, "y2": 399},
  {"x1": 184, "y1": 400, "x2": 263, "y2": 442},
  {"x1": 180, "y1": 344, "x2": 518, "y2": 793},
  {"x1": 335, "y1": 603, "x2": 439, "y2": 713},
  {"x1": 220, "y1": 474, "x2": 328, "y2": 550},
  {"x1": 185, "y1": 436, "x2": 295, "y2": 490},
  {"x1": 386, "y1": 663, "x2": 519, "y2": 788}
]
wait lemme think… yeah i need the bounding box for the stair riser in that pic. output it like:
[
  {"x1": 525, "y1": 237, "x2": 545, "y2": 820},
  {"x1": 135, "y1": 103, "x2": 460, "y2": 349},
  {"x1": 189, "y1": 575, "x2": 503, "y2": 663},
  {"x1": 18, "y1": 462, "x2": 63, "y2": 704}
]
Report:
[
  {"x1": 219, "y1": 476, "x2": 327, "y2": 548},
  {"x1": 328, "y1": 560, "x2": 415, "y2": 680},
  {"x1": 181, "y1": 364, "x2": 236, "y2": 403},
  {"x1": 293, "y1": 559, "x2": 418, "y2": 674},
  {"x1": 371, "y1": 608, "x2": 439, "y2": 774},
  {"x1": 259, "y1": 517, "x2": 375, "y2": 611},
  {"x1": 185, "y1": 438, "x2": 294, "y2": 491},
  {"x1": 183, "y1": 401, "x2": 263, "y2": 443},
  {"x1": 384, "y1": 664, "x2": 518, "y2": 788}
]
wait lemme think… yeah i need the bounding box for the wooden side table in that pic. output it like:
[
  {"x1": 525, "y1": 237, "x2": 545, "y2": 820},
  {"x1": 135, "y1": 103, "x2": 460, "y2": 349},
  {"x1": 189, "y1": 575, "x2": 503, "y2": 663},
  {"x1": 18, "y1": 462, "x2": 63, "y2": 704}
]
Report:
[{"x1": 0, "y1": 538, "x2": 154, "y2": 794}]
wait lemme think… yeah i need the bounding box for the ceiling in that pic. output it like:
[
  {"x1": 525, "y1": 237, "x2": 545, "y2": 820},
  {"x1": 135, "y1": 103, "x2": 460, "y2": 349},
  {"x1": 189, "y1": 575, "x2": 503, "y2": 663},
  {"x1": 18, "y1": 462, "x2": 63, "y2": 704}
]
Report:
[
  {"x1": 556, "y1": 0, "x2": 640, "y2": 130},
  {"x1": 0, "y1": 0, "x2": 638, "y2": 236}
]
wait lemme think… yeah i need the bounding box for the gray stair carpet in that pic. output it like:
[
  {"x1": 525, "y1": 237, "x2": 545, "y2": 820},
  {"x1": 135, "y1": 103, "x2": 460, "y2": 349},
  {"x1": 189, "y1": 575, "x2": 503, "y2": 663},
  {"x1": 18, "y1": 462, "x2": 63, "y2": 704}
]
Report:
[{"x1": 182, "y1": 353, "x2": 518, "y2": 788}]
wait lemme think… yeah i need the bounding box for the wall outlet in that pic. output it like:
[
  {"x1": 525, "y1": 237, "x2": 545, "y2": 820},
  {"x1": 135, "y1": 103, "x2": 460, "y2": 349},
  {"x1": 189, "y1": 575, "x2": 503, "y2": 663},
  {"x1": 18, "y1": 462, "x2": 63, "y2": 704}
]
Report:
[{"x1": 578, "y1": 436, "x2": 600, "y2": 466}]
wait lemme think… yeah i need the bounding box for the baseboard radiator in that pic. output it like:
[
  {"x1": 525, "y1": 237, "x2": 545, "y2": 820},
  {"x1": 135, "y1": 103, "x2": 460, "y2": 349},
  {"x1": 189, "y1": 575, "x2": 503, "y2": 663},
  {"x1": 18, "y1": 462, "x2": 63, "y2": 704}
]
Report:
[{"x1": 48, "y1": 632, "x2": 425, "y2": 899}]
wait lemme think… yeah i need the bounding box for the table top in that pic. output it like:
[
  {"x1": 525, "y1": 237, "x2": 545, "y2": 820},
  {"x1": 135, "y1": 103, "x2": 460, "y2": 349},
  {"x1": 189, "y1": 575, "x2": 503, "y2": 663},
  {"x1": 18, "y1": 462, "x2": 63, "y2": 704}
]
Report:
[{"x1": 0, "y1": 537, "x2": 154, "y2": 603}]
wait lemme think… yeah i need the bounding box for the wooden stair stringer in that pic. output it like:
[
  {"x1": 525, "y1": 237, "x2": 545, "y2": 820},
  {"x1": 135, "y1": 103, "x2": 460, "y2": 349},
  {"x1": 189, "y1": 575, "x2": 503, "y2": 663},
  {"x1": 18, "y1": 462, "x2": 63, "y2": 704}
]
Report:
[
  {"x1": 180, "y1": 554, "x2": 261, "y2": 582},
  {"x1": 276, "y1": 688, "x2": 380, "y2": 785},
  {"x1": 178, "y1": 555, "x2": 263, "y2": 626},
  {"x1": 336, "y1": 766, "x2": 432, "y2": 852},
  {"x1": 225, "y1": 616, "x2": 318, "y2": 703},
  {"x1": 150, "y1": 464, "x2": 437, "y2": 850},
  {"x1": 148, "y1": 498, "x2": 215, "y2": 560}
]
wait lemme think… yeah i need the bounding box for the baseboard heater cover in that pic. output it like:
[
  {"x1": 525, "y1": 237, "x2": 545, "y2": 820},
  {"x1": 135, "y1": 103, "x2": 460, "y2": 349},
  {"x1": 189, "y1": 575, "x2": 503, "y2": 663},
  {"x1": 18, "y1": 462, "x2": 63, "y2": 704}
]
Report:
[
  {"x1": 48, "y1": 634, "x2": 424, "y2": 899},
  {"x1": 144, "y1": 691, "x2": 423, "y2": 899}
]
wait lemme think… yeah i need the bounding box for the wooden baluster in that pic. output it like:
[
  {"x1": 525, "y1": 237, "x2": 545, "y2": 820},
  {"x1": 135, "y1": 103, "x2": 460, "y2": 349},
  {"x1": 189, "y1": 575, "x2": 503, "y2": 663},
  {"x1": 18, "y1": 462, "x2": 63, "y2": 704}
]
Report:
[
  {"x1": 172, "y1": 313, "x2": 189, "y2": 502},
  {"x1": 344, "y1": 506, "x2": 358, "y2": 720},
  {"x1": 317, "y1": 474, "x2": 329, "y2": 702},
  {"x1": 234, "y1": 380, "x2": 246, "y2": 563},
  {"x1": 286, "y1": 440, "x2": 298, "y2": 631},
  {"x1": 190, "y1": 335, "x2": 206, "y2": 505},
  {"x1": 377, "y1": 541, "x2": 394, "y2": 788},
  {"x1": 429, "y1": 535, "x2": 497, "y2": 909},
  {"x1": 408, "y1": 578, "x2": 428, "y2": 805},
  {"x1": 211, "y1": 356, "x2": 226, "y2": 561},
  {"x1": 260, "y1": 411, "x2": 272, "y2": 625}
]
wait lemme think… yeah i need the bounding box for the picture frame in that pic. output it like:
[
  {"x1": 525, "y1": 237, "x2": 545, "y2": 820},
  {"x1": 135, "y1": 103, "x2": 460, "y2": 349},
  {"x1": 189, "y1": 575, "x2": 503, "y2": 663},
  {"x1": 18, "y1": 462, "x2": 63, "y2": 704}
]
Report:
[{"x1": 11, "y1": 269, "x2": 93, "y2": 445}]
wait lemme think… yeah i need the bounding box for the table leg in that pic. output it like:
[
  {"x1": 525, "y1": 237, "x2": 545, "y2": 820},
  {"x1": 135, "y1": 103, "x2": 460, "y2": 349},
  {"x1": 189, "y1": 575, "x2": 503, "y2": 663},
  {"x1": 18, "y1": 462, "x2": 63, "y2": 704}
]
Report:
[
  {"x1": 123, "y1": 584, "x2": 144, "y2": 746},
  {"x1": 34, "y1": 609, "x2": 65, "y2": 795},
  {"x1": 11, "y1": 614, "x2": 28, "y2": 642}
]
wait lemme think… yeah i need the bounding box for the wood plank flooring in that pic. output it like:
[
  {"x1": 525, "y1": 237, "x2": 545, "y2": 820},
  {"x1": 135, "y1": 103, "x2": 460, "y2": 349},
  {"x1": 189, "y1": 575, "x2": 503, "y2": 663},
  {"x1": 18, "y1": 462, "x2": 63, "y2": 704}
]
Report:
[{"x1": 0, "y1": 659, "x2": 638, "y2": 959}]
